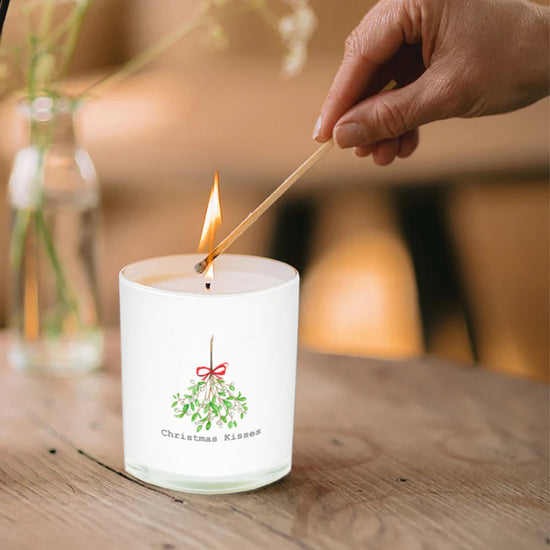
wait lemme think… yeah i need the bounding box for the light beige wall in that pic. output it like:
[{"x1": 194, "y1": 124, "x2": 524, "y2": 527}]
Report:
[{"x1": 123, "y1": 0, "x2": 377, "y2": 68}]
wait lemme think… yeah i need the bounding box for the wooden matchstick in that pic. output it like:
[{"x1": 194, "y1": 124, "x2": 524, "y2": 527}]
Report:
[{"x1": 194, "y1": 139, "x2": 334, "y2": 274}]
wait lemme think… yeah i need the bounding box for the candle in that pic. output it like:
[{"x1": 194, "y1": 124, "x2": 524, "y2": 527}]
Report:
[
  {"x1": 119, "y1": 253, "x2": 299, "y2": 494},
  {"x1": 140, "y1": 269, "x2": 282, "y2": 294}
]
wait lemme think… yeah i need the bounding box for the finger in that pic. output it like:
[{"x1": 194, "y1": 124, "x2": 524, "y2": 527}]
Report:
[
  {"x1": 354, "y1": 144, "x2": 374, "y2": 157},
  {"x1": 373, "y1": 138, "x2": 400, "y2": 166},
  {"x1": 397, "y1": 128, "x2": 419, "y2": 158},
  {"x1": 314, "y1": 0, "x2": 409, "y2": 142},
  {"x1": 333, "y1": 68, "x2": 457, "y2": 148}
]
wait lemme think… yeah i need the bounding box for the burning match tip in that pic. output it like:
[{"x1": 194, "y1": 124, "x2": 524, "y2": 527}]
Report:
[
  {"x1": 205, "y1": 282, "x2": 211, "y2": 290},
  {"x1": 194, "y1": 260, "x2": 207, "y2": 274}
]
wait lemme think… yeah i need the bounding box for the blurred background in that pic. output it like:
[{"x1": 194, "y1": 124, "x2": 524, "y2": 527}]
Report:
[{"x1": 0, "y1": 0, "x2": 548, "y2": 381}]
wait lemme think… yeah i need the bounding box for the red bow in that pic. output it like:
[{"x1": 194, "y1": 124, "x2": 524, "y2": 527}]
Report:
[{"x1": 196, "y1": 362, "x2": 228, "y2": 381}]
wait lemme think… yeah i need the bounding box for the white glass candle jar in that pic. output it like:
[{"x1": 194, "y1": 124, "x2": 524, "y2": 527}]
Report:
[{"x1": 119, "y1": 254, "x2": 299, "y2": 494}]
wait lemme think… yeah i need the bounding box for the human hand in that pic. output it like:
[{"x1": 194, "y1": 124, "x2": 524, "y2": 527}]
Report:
[{"x1": 313, "y1": 0, "x2": 549, "y2": 165}]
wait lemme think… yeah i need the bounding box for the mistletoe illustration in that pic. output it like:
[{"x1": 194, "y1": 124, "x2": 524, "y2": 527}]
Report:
[{"x1": 171, "y1": 336, "x2": 248, "y2": 432}]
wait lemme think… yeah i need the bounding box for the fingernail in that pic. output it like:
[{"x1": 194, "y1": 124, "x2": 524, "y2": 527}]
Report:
[
  {"x1": 334, "y1": 123, "x2": 366, "y2": 148},
  {"x1": 312, "y1": 115, "x2": 322, "y2": 140}
]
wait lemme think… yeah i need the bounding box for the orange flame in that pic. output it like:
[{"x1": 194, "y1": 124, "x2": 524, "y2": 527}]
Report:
[
  {"x1": 204, "y1": 262, "x2": 214, "y2": 281},
  {"x1": 198, "y1": 171, "x2": 222, "y2": 280}
]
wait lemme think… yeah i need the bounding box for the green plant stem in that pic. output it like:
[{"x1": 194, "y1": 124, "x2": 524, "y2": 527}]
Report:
[
  {"x1": 47, "y1": 10, "x2": 80, "y2": 46},
  {"x1": 21, "y1": 0, "x2": 38, "y2": 36},
  {"x1": 259, "y1": 10, "x2": 280, "y2": 31},
  {"x1": 38, "y1": 0, "x2": 55, "y2": 40},
  {"x1": 10, "y1": 209, "x2": 31, "y2": 268},
  {"x1": 27, "y1": 34, "x2": 39, "y2": 100},
  {"x1": 10, "y1": 140, "x2": 80, "y2": 336},
  {"x1": 11, "y1": 206, "x2": 79, "y2": 322},
  {"x1": 34, "y1": 208, "x2": 77, "y2": 317},
  {"x1": 78, "y1": 0, "x2": 265, "y2": 98},
  {"x1": 80, "y1": 14, "x2": 210, "y2": 98},
  {"x1": 10, "y1": 142, "x2": 44, "y2": 269},
  {"x1": 57, "y1": 0, "x2": 92, "y2": 81}
]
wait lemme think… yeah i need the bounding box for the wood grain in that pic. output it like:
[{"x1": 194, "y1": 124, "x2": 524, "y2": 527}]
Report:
[{"x1": 0, "y1": 331, "x2": 547, "y2": 550}]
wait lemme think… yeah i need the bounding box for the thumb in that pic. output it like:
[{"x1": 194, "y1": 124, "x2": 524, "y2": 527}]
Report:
[{"x1": 333, "y1": 71, "x2": 457, "y2": 148}]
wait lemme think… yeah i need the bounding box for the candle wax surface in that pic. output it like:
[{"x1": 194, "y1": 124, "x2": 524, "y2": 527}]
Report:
[{"x1": 140, "y1": 269, "x2": 283, "y2": 295}]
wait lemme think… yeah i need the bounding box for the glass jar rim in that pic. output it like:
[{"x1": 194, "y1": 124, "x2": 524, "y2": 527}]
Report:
[{"x1": 17, "y1": 95, "x2": 83, "y2": 122}]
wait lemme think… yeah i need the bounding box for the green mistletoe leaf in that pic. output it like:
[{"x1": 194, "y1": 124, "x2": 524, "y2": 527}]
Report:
[
  {"x1": 233, "y1": 421, "x2": 238, "y2": 428},
  {"x1": 240, "y1": 413, "x2": 244, "y2": 419},
  {"x1": 197, "y1": 381, "x2": 206, "y2": 386},
  {"x1": 229, "y1": 385, "x2": 235, "y2": 391},
  {"x1": 192, "y1": 412, "x2": 199, "y2": 422},
  {"x1": 196, "y1": 424, "x2": 203, "y2": 432},
  {"x1": 171, "y1": 401, "x2": 177, "y2": 408},
  {"x1": 223, "y1": 399, "x2": 232, "y2": 409},
  {"x1": 206, "y1": 421, "x2": 211, "y2": 430},
  {"x1": 221, "y1": 416, "x2": 227, "y2": 423},
  {"x1": 175, "y1": 412, "x2": 184, "y2": 418}
]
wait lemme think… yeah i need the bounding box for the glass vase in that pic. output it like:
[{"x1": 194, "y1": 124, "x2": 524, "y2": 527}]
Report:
[{"x1": 7, "y1": 96, "x2": 103, "y2": 375}]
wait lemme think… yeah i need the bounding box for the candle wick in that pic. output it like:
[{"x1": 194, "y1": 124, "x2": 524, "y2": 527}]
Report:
[{"x1": 205, "y1": 282, "x2": 211, "y2": 290}]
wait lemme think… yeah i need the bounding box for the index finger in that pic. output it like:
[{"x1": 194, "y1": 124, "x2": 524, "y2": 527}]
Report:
[{"x1": 314, "y1": 0, "x2": 408, "y2": 142}]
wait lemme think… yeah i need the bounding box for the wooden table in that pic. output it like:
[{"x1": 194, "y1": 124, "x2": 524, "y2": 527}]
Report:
[{"x1": 1, "y1": 331, "x2": 547, "y2": 549}]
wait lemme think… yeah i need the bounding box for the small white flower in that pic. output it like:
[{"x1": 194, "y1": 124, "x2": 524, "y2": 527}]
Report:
[
  {"x1": 279, "y1": 5, "x2": 316, "y2": 44},
  {"x1": 279, "y1": 15, "x2": 297, "y2": 42},
  {"x1": 204, "y1": 23, "x2": 228, "y2": 51},
  {"x1": 283, "y1": 0, "x2": 308, "y2": 7},
  {"x1": 277, "y1": 1, "x2": 316, "y2": 78},
  {"x1": 282, "y1": 43, "x2": 307, "y2": 78}
]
